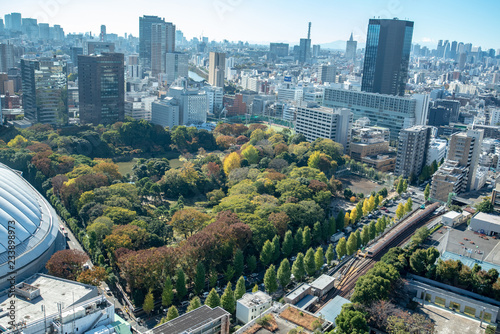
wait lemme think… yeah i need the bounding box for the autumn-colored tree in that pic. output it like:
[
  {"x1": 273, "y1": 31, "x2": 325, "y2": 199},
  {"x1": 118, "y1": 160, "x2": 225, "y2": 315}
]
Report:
[
  {"x1": 336, "y1": 237, "x2": 347, "y2": 259},
  {"x1": 223, "y1": 152, "x2": 242, "y2": 175},
  {"x1": 395, "y1": 203, "x2": 405, "y2": 220},
  {"x1": 241, "y1": 144, "x2": 260, "y2": 164},
  {"x1": 344, "y1": 212, "x2": 350, "y2": 227},
  {"x1": 170, "y1": 208, "x2": 210, "y2": 239},
  {"x1": 46, "y1": 250, "x2": 89, "y2": 281},
  {"x1": 93, "y1": 160, "x2": 122, "y2": 181},
  {"x1": 216, "y1": 135, "x2": 237, "y2": 149},
  {"x1": 77, "y1": 266, "x2": 108, "y2": 286},
  {"x1": 269, "y1": 212, "x2": 290, "y2": 238},
  {"x1": 143, "y1": 289, "x2": 154, "y2": 314}
]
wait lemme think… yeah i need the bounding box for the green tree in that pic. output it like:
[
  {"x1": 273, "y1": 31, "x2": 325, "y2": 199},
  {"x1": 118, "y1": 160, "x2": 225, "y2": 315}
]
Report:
[
  {"x1": 143, "y1": 289, "x2": 154, "y2": 314},
  {"x1": 329, "y1": 217, "x2": 337, "y2": 235},
  {"x1": 346, "y1": 233, "x2": 358, "y2": 256},
  {"x1": 315, "y1": 246, "x2": 325, "y2": 271},
  {"x1": 336, "y1": 210, "x2": 345, "y2": 231},
  {"x1": 282, "y1": 230, "x2": 294, "y2": 258},
  {"x1": 194, "y1": 262, "x2": 205, "y2": 295},
  {"x1": 165, "y1": 305, "x2": 179, "y2": 321},
  {"x1": 335, "y1": 304, "x2": 369, "y2": 334},
  {"x1": 395, "y1": 203, "x2": 405, "y2": 220},
  {"x1": 241, "y1": 144, "x2": 259, "y2": 164},
  {"x1": 292, "y1": 253, "x2": 305, "y2": 282},
  {"x1": 361, "y1": 225, "x2": 370, "y2": 245},
  {"x1": 264, "y1": 265, "x2": 278, "y2": 294},
  {"x1": 410, "y1": 249, "x2": 428, "y2": 275},
  {"x1": 162, "y1": 277, "x2": 173, "y2": 307},
  {"x1": 336, "y1": 237, "x2": 347, "y2": 259},
  {"x1": 209, "y1": 270, "x2": 218, "y2": 288},
  {"x1": 187, "y1": 296, "x2": 202, "y2": 312},
  {"x1": 405, "y1": 198, "x2": 413, "y2": 214},
  {"x1": 205, "y1": 288, "x2": 220, "y2": 308},
  {"x1": 252, "y1": 284, "x2": 259, "y2": 293},
  {"x1": 220, "y1": 282, "x2": 236, "y2": 313},
  {"x1": 260, "y1": 240, "x2": 274, "y2": 266},
  {"x1": 235, "y1": 276, "x2": 246, "y2": 300},
  {"x1": 424, "y1": 184, "x2": 430, "y2": 201},
  {"x1": 234, "y1": 249, "x2": 244, "y2": 278},
  {"x1": 369, "y1": 221, "x2": 377, "y2": 240},
  {"x1": 476, "y1": 198, "x2": 494, "y2": 213},
  {"x1": 176, "y1": 268, "x2": 187, "y2": 301},
  {"x1": 312, "y1": 221, "x2": 322, "y2": 245},
  {"x1": 355, "y1": 230, "x2": 362, "y2": 249},
  {"x1": 355, "y1": 201, "x2": 363, "y2": 221},
  {"x1": 247, "y1": 255, "x2": 257, "y2": 273},
  {"x1": 294, "y1": 227, "x2": 304, "y2": 252},
  {"x1": 224, "y1": 264, "x2": 235, "y2": 283},
  {"x1": 272, "y1": 235, "x2": 281, "y2": 263},
  {"x1": 277, "y1": 258, "x2": 291, "y2": 288},
  {"x1": 326, "y1": 244, "x2": 335, "y2": 264},
  {"x1": 397, "y1": 178, "x2": 404, "y2": 194},
  {"x1": 304, "y1": 248, "x2": 316, "y2": 276},
  {"x1": 302, "y1": 226, "x2": 312, "y2": 249}
]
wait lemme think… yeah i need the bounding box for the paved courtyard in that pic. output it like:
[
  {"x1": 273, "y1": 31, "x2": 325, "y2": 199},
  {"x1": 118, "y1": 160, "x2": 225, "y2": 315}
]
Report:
[{"x1": 419, "y1": 304, "x2": 487, "y2": 334}]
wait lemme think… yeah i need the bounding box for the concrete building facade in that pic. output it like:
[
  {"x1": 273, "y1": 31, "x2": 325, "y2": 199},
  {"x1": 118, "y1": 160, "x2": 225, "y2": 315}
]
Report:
[{"x1": 395, "y1": 126, "x2": 432, "y2": 178}]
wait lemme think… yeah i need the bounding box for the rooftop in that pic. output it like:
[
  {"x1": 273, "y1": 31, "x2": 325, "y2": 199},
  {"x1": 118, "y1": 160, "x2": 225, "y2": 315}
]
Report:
[
  {"x1": 316, "y1": 296, "x2": 350, "y2": 325},
  {"x1": 238, "y1": 291, "x2": 272, "y2": 308},
  {"x1": 285, "y1": 283, "x2": 311, "y2": 301},
  {"x1": 0, "y1": 274, "x2": 97, "y2": 328},
  {"x1": 150, "y1": 305, "x2": 229, "y2": 334},
  {"x1": 472, "y1": 212, "x2": 500, "y2": 225},
  {"x1": 443, "y1": 211, "x2": 462, "y2": 219},
  {"x1": 310, "y1": 274, "x2": 335, "y2": 291}
]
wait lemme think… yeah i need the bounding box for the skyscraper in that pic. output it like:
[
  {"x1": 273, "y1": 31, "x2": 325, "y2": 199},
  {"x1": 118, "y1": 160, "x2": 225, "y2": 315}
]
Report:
[
  {"x1": 361, "y1": 18, "x2": 414, "y2": 96},
  {"x1": 151, "y1": 22, "x2": 175, "y2": 76},
  {"x1": 21, "y1": 58, "x2": 68, "y2": 126},
  {"x1": 345, "y1": 33, "x2": 357, "y2": 62},
  {"x1": 269, "y1": 43, "x2": 289, "y2": 58},
  {"x1": 139, "y1": 15, "x2": 166, "y2": 69},
  {"x1": 318, "y1": 65, "x2": 336, "y2": 83},
  {"x1": 447, "y1": 129, "x2": 484, "y2": 191},
  {"x1": 394, "y1": 125, "x2": 432, "y2": 178},
  {"x1": 78, "y1": 53, "x2": 125, "y2": 125},
  {"x1": 100, "y1": 25, "x2": 106, "y2": 41},
  {"x1": 165, "y1": 52, "x2": 188, "y2": 84},
  {"x1": 298, "y1": 22, "x2": 312, "y2": 63},
  {"x1": 208, "y1": 52, "x2": 226, "y2": 88}
]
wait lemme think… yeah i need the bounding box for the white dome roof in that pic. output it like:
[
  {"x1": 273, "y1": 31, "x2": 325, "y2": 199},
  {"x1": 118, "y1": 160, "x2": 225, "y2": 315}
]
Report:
[{"x1": 0, "y1": 164, "x2": 61, "y2": 283}]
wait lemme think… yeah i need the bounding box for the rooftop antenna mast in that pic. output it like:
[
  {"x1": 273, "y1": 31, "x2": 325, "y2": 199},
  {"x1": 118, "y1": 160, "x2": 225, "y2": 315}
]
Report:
[{"x1": 307, "y1": 22, "x2": 311, "y2": 39}]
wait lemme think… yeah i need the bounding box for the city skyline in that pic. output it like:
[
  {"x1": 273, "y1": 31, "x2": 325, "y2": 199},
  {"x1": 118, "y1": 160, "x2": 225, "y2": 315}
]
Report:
[{"x1": 1, "y1": 0, "x2": 499, "y2": 50}]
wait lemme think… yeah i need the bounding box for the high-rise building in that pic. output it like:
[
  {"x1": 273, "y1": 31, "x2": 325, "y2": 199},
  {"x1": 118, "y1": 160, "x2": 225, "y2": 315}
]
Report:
[
  {"x1": 165, "y1": 52, "x2": 188, "y2": 84},
  {"x1": 38, "y1": 23, "x2": 50, "y2": 40},
  {"x1": 21, "y1": 58, "x2": 68, "y2": 126},
  {"x1": 446, "y1": 129, "x2": 484, "y2": 191},
  {"x1": 127, "y1": 54, "x2": 142, "y2": 79},
  {"x1": 84, "y1": 41, "x2": 115, "y2": 55},
  {"x1": 100, "y1": 25, "x2": 106, "y2": 41},
  {"x1": 5, "y1": 13, "x2": 21, "y2": 32},
  {"x1": 151, "y1": 22, "x2": 175, "y2": 76},
  {"x1": 361, "y1": 18, "x2": 414, "y2": 96},
  {"x1": 427, "y1": 99, "x2": 460, "y2": 126},
  {"x1": 323, "y1": 87, "x2": 429, "y2": 141},
  {"x1": 269, "y1": 43, "x2": 289, "y2": 58},
  {"x1": 78, "y1": 53, "x2": 125, "y2": 125},
  {"x1": 139, "y1": 15, "x2": 167, "y2": 69},
  {"x1": 167, "y1": 85, "x2": 208, "y2": 125},
  {"x1": 22, "y1": 18, "x2": 38, "y2": 39},
  {"x1": 0, "y1": 43, "x2": 15, "y2": 72},
  {"x1": 318, "y1": 65, "x2": 336, "y2": 83},
  {"x1": 345, "y1": 33, "x2": 357, "y2": 62},
  {"x1": 203, "y1": 86, "x2": 224, "y2": 115},
  {"x1": 394, "y1": 126, "x2": 432, "y2": 178},
  {"x1": 0, "y1": 19, "x2": 4, "y2": 33},
  {"x1": 295, "y1": 104, "x2": 353, "y2": 153},
  {"x1": 151, "y1": 98, "x2": 179, "y2": 128},
  {"x1": 312, "y1": 45, "x2": 321, "y2": 57},
  {"x1": 298, "y1": 22, "x2": 312, "y2": 63},
  {"x1": 70, "y1": 46, "x2": 83, "y2": 68},
  {"x1": 208, "y1": 52, "x2": 226, "y2": 88}
]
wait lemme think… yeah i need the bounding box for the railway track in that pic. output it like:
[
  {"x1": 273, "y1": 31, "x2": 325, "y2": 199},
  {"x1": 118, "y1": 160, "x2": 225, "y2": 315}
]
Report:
[{"x1": 315, "y1": 209, "x2": 445, "y2": 311}]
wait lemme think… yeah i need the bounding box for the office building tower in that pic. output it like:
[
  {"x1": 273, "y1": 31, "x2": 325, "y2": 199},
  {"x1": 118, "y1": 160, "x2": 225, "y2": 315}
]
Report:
[
  {"x1": 78, "y1": 53, "x2": 125, "y2": 125},
  {"x1": 70, "y1": 47, "x2": 83, "y2": 68},
  {"x1": 436, "y1": 40, "x2": 444, "y2": 58},
  {"x1": 394, "y1": 125, "x2": 432, "y2": 178},
  {"x1": 269, "y1": 43, "x2": 289, "y2": 58},
  {"x1": 3, "y1": 15, "x2": 10, "y2": 31},
  {"x1": 21, "y1": 58, "x2": 68, "y2": 126},
  {"x1": 151, "y1": 22, "x2": 176, "y2": 76},
  {"x1": 203, "y1": 86, "x2": 224, "y2": 115},
  {"x1": 5, "y1": 13, "x2": 21, "y2": 32},
  {"x1": 0, "y1": 44, "x2": 15, "y2": 72},
  {"x1": 319, "y1": 65, "x2": 336, "y2": 83},
  {"x1": 361, "y1": 18, "x2": 414, "y2": 96},
  {"x1": 165, "y1": 52, "x2": 188, "y2": 84},
  {"x1": 22, "y1": 18, "x2": 38, "y2": 39},
  {"x1": 298, "y1": 22, "x2": 312, "y2": 63},
  {"x1": 84, "y1": 41, "x2": 115, "y2": 55},
  {"x1": 430, "y1": 160, "x2": 469, "y2": 202},
  {"x1": 295, "y1": 105, "x2": 353, "y2": 153},
  {"x1": 52, "y1": 25, "x2": 64, "y2": 40},
  {"x1": 450, "y1": 41, "x2": 458, "y2": 60},
  {"x1": 100, "y1": 25, "x2": 106, "y2": 41},
  {"x1": 312, "y1": 45, "x2": 321, "y2": 57},
  {"x1": 323, "y1": 87, "x2": 429, "y2": 141},
  {"x1": 38, "y1": 23, "x2": 50, "y2": 40},
  {"x1": 427, "y1": 99, "x2": 460, "y2": 127},
  {"x1": 427, "y1": 138, "x2": 447, "y2": 166},
  {"x1": 345, "y1": 33, "x2": 357, "y2": 62},
  {"x1": 208, "y1": 52, "x2": 226, "y2": 88},
  {"x1": 139, "y1": 15, "x2": 166, "y2": 69},
  {"x1": 167, "y1": 85, "x2": 208, "y2": 125},
  {"x1": 0, "y1": 19, "x2": 4, "y2": 33},
  {"x1": 446, "y1": 129, "x2": 484, "y2": 191},
  {"x1": 151, "y1": 98, "x2": 179, "y2": 128},
  {"x1": 127, "y1": 54, "x2": 142, "y2": 79}
]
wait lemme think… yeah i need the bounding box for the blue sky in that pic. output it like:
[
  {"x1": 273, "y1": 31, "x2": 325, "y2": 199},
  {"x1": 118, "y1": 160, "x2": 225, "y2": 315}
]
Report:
[{"x1": 3, "y1": 0, "x2": 500, "y2": 49}]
